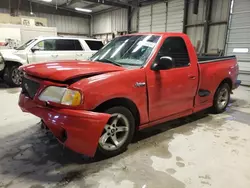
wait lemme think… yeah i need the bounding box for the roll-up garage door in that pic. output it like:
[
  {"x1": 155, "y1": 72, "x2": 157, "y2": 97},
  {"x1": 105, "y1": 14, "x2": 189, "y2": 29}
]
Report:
[
  {"x1": 167, "y1": 0, "x2": 184, "y2": 32},
  {"x1": 139, "y1": 1, "x2": 184, "y2": 33},
  {"x1": 152, "y1": 2, "x2": 167, "y2": 32},
  {"x1": 139, "y1": 5, "x2": 152, "y2": 32},
  {"x1": 226, "y1": 0, "x2": 250, "y2": 85}
]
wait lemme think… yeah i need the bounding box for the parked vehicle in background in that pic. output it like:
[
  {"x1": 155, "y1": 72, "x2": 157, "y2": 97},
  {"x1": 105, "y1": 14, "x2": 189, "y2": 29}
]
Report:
[
  {"x1": 18, "y1": 33, "x2": 240, "y2": 158},
  {"x1": 0, "y1": 36, "x2": 103, "y2": 87}
]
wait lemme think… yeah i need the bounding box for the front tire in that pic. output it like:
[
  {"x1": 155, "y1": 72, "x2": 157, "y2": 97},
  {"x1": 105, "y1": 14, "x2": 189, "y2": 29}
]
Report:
[
  {"x1": 3, "y1": 64, "x2": 22, "y2": 87},
  {"x1": 96, "y1": 106, "x2": 135, "y2": 157},
  {"x1": 212, "y1": 83, "x2": 231, "y2": 113}
]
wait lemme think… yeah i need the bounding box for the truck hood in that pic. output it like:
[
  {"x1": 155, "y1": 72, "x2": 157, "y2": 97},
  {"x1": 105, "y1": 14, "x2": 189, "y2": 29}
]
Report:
[{"x1": 20, "y1": 60, "x2": 125, "y2": 82}]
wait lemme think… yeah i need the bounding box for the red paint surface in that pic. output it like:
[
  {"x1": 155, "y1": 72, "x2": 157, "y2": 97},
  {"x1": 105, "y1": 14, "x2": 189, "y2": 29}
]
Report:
[
  {"x1": 19, "y1": 93, "x2": 111, "y2": 156},
  {"x1": 20, "y1": 60, "x2": 124, "y2": 81},
  {"x1": 19, "y1": 33, "x2": 239, "y2": 156}
]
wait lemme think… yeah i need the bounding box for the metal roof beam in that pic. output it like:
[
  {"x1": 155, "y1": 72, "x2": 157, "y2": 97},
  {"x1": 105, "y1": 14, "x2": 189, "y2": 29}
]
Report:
[
  {"x1": 82, "y1": 0, "x2": 133, "y2": 8},
  {"x1": 139, "y1": 0, "x2": 165, "y2": 6}
]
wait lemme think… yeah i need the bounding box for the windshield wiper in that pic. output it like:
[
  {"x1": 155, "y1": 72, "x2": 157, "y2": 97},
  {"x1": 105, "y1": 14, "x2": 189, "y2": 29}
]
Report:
[{"x1": 96, "y1": 58, "x2": 122, "y2": 67}]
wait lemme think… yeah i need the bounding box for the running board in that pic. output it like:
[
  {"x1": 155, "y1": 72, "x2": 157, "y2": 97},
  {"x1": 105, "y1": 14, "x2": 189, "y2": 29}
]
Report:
[{"x1": 198, "y1": 89, "x2": 211, "y2": 97}]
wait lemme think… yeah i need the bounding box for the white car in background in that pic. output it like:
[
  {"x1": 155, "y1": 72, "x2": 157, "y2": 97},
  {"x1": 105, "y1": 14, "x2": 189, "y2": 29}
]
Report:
[{"x1": 0, "y1": 36, "x2": 104, "y2": 87}]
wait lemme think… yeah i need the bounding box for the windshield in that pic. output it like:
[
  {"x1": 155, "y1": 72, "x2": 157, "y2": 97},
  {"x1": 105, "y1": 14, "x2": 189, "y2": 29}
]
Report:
[
  {"x1": 16, "y1": 39, "x2": 37, "y2": 50},
  {"x1": 90, "y1": 35, "x2": 160, "y2": 67}
]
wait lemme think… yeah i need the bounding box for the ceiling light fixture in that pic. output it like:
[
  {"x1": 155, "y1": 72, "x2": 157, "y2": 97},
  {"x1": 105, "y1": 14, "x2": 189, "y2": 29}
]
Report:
[
  {"x1": 41, "y1": 0, "x2": 53, "y2": 2},
  {"x1": 30, "y1": 1, "x2": 34, "y2": 15},
  {"x1": 75, "y1": 7, "x2": 92, "y2": 13}
]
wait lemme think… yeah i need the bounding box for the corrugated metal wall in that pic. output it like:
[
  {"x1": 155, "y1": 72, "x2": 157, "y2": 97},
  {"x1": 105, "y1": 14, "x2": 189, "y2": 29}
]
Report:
[
  {"x1": 186, "y1": 0, "x2": 230, "y2": 54},
  {"x1": 138, "y1": 0, "x2": 184, "y2": 33},
  {"x1": 225, "y1": 0, "x2": 250, "y2": 85},
  {"x1": 93, "y1": 11, "x2": 112, "y2": 34},
  {"x1": 93, "y1": 8, "x2": 128, "y2": 35},
  {"x1": 152, "y1": 2, "x2": 167, "y2": 32},
  {"x1": 131, "y1": 8, "x2": 138, "y2": 32},
  {"x1": 207, "y1": 0, "x2": 230, "y2": 54},
  {"x1": 167, "y1": 0, "x2": 184, "y2": 32},
  {"x1": 0, "y1": 8, "x2": 89, "y2": 35},
  {"x1": 186, "y1": 0, "x2": 206, "y2": 52},
  {"x1": 37, "y1": 13, "x2": 89, "y2": 35},
  {"x1": 139, "y1": 5, "x2": 152, "y2": 32}
]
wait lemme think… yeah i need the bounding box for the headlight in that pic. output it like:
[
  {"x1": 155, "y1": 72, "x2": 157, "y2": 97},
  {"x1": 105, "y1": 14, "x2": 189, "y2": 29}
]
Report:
[{"x1": 39, "y1": 86, "x2": 82, "y2": 106}]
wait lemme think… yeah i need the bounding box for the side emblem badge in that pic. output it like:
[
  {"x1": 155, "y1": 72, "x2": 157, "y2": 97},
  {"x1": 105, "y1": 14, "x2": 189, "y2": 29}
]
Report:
[{"x1": 135, "y1": 82, "x2": 146, "y2": 87}]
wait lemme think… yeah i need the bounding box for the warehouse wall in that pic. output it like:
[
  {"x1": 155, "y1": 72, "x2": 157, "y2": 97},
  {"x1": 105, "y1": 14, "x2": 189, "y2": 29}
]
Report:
[
  {"x1": 0, "y1": 8, "x2": 90, "y2": 35},
  {"x1": 186, "y1": 0, "x2": 231, "y2": 54},
  {"x1": 131, "y1": 8, "x2": 138, "y2": 33},
  {"x1": 225, "y1": 0, "x2": 250, "y2": 85},
  {"x1": 138, "y1": 0, "x2": 185, "y2": 33},
  {"x1": 92, "y1": 8, "x2": 128, "y2": 35}
]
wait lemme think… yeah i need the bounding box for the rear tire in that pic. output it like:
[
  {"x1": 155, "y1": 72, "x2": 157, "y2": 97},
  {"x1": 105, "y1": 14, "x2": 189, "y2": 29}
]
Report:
[
  {"x1": 212, "y1": 83, "x2": 230, "y2": 113},
  {"x1": 3, "y1": 64, "x2": 22, "y2": 87},
  {"x1": 96, "y1": 106, "x2": 135, "y2": 157}
]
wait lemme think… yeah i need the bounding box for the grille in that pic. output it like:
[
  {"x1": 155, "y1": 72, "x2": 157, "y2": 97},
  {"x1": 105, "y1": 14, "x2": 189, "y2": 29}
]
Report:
[{"x1": 21, "y1": 77, "x2": 40, "y2": 99}]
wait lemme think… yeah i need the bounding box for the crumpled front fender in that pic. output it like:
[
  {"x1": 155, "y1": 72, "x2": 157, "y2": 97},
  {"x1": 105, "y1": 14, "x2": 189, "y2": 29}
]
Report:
[{"x1": 19, "y1": 94, "x2": 111, "y2": 156}]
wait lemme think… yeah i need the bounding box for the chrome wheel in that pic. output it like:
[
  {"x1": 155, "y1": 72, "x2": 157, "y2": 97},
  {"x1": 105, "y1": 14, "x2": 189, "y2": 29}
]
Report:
[
  {"x1": 11, "y1": 68, "x2": 23, "y2": 85},
  {"x1": 217, "y1": 87, "x2": 229, "y2": 109},
  {"x1": 99, "y1": 113, "x2": 130, "y2": 151}
]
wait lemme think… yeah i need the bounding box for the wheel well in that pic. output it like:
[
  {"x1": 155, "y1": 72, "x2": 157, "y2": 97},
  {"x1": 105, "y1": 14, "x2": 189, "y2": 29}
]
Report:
[
  {"x1": 219, "y1": 78, "x2": 232, "y2": 91},
  {"x1": 94, "y1": 98, "x2": 140, "y2": 127},
  {"x1": 5, "y1": 61, "x2": 22, "y2": 67}
]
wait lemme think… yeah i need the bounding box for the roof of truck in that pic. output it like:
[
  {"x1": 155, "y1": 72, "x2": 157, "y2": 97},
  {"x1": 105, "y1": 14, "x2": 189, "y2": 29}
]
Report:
[
  {"x1": 34, "y1": 36, "x2": 102, "y2": 41},
  {"x1": 123, "y1": 32, "x2": 188, "y2": 38}
]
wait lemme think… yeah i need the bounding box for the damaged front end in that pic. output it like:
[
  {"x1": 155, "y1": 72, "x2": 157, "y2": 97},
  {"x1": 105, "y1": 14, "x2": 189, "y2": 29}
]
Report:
[
  {"x1": 19, "y1": 73, "x2": 111, "y2": 157},
  {"x1": 19, "y1": 91, "x2": 111, "y2": 156}
]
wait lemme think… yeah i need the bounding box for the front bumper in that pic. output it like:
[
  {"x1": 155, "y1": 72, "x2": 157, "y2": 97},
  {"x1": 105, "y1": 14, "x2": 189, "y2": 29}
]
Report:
[
  {"x1": 233, "y1": 80, "x2": 241, "y2": 89},
  {"x1": 0, "y1": 53, "x2": 4, "y2": 72},
  {"x1": 0, "y1": 61, "x2": 4, "y2": 72},
  {"x1": 18, "y1": 93, "x2": 111, "y2": 157}
]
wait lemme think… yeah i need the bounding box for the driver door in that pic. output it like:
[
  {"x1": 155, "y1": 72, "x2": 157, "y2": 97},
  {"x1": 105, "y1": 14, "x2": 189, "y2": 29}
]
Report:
[
  {"x1": 146, "y1": 36, "x2": 198, "y2": 121},
  {"x1": 28, "y1": 39, "x2": 58, "y2": 63}
]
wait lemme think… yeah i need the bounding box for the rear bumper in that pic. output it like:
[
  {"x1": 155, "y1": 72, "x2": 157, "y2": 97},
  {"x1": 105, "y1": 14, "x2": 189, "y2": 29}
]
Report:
[
  {"x1": 18, "y1": 94, "x2": 111, "y2": 157},
  {"x1": 233, "y1": 80, "x2": 241, "y2": 89}
]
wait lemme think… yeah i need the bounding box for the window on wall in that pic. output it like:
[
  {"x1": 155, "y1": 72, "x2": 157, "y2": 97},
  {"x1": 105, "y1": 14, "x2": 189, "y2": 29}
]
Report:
[{"x1": 155, "y1": 37, "x2": 190, "y2": 68}]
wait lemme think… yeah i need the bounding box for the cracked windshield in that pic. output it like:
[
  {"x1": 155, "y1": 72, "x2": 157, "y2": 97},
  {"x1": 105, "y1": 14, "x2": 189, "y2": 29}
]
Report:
[{"x1": 91, "y1": 35, "x2": 160, "y2": 67}]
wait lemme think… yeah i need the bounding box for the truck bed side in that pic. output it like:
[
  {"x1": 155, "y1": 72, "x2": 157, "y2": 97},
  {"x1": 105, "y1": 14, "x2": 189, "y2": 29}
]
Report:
[
  {"x1": 194, "y1": 57, "x2": 238, "y2": 111},
  {"x1": 198, "y1": 55, "x2": 236, "y2": 63}
]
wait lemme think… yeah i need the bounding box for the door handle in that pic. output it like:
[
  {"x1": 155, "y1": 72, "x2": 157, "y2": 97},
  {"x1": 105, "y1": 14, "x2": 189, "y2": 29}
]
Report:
[
  {"x1": 188, "y1": 75, "x2": 196, "y2": 80},
  {"x1": 51, "y1": 54, "x2": 58, "y2": 58},
  {"x1": 76, "y1": 53, "x2": 83, "y2": 56}
]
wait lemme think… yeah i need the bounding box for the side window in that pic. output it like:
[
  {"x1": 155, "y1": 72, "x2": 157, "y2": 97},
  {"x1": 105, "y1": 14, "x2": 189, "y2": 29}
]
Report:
[
  {"x1": 56, "y1": 39, "x2": 76, "y2": 51},
  {"x1": 74, "y1": 40, "x2": 83, "y2": 50},
  {"x1": 155, "y1": 37, "x2": 190, "y2": 68},
  {"x1": 55, "y1": 39, "x2": 83, "y2": 51},
  {"x1": 33, "y1": 39, "x2": 56, "y2": 51},
  {"x1": 85, "y1": 40, "x2": 104, "y2": 51}
]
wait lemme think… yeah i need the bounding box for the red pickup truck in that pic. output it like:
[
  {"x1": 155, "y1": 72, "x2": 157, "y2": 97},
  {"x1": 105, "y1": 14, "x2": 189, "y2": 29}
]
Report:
[{"x1": 19, "y1": 33, "x2": 240, "y2": 157}]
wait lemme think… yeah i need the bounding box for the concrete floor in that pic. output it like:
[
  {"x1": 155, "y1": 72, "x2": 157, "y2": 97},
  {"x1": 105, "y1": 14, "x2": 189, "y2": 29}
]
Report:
[{"x1": 0, "y1": 83, "x2": 250, "y2": 188}]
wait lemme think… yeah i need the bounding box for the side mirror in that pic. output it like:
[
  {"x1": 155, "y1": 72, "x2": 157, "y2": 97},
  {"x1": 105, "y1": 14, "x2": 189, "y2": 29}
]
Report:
[
  {"x1": 31, "y1": 46, "x2": 40, "y2": 53},
  {"x1": 151, "y1": 56, "x2": 174, "y2": 71}
]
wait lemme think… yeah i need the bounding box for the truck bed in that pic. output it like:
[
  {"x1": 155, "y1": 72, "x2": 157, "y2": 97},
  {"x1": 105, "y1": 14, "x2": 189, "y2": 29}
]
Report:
[
  {"x1": 197, "y1": 55, "x2": 238, "y2": 109},
  {"x1": 198, "y1": 55, "x2": 236, "y2": 63}
]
